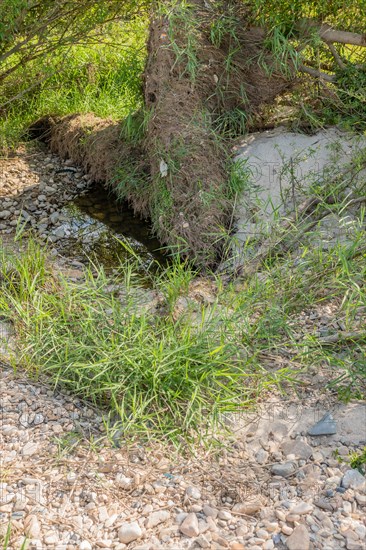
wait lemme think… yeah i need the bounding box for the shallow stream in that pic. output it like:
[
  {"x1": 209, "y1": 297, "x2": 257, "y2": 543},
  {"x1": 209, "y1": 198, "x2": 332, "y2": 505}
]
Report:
[{"x1": 57, "y1": 186, "x2": 166, "y2": 274}]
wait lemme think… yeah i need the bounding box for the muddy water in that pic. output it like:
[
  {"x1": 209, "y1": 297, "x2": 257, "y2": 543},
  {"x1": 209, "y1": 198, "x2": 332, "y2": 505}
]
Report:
[{"x1": 57, "y1": 186, "x2": 166, "y2": 274}]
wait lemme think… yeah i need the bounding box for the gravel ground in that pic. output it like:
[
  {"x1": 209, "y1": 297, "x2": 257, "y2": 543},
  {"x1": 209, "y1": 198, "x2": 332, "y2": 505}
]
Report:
[
  {"x1": 1, "y1": 362, "x2": 365, "y2": 550},
  {"x1": 0, "y1": 144, "x2": 92, "y2": 242}
]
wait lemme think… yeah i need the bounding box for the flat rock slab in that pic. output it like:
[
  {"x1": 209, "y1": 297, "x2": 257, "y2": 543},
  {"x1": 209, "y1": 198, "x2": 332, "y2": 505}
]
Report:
[
  {"x1": 233, "y1": 127, "x2": 366, "y2": 246},
  {"x1": 225, "y1": 400, "x2": 366, "y2": 451},
  {"x1": 308, "y1": 412, "x2": 337, "y2": 436}
]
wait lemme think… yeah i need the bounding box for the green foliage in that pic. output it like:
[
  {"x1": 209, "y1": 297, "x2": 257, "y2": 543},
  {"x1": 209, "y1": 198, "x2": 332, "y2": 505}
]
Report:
[
  {"x1": 244, "y1": 0, "x2": 364, "y2": 33},
  {"x1": 260, "y1": 27, "x2": 299, "y2": 77},
  {"x1": 119, "y1": 108, "x2": 152, "y2": 145},
  {"x1": 333, "y1": 446, "x2": 366, "y2": 474},
  {"x1": 226, "y1": 158, "x2": 252, "y2": 199},
  {"x1": 349, "y1": 447, "x2": 366, "y2": 474},
  {"x1": 167, "y1": 3, "x2": 201, "y2": 81},
  {"x1": 214, "y1": 107, "x2": 248, "y2": 139},
  {"x1": 331, "y1": 66, "x2": 366, "y2": 130},
  {"x1": 0, "y1": 2, "x2": 148, "y2": 149},
  {"x1": 0, "y1": 239, "x2": 259, "y2": 442},
  {"x1": 210, "y1": 11, "x2": 240, "y2": 48}
]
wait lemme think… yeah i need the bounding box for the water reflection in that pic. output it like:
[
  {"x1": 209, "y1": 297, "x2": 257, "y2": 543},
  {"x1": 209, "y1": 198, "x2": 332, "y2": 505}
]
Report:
[{"x1": 58, "y1": 186, "x2": 165, "y2": 274}]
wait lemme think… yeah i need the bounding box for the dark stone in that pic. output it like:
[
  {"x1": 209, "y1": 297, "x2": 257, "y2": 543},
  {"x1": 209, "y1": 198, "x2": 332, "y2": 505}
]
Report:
[{"x1": 308, "y1": 413, "x2": 337, "y2": 436}]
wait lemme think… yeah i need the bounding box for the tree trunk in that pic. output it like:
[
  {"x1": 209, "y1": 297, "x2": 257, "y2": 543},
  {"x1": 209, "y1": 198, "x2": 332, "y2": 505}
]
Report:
[{"x1": 143, "y1": 0, "x2": 294, "y2": 265}]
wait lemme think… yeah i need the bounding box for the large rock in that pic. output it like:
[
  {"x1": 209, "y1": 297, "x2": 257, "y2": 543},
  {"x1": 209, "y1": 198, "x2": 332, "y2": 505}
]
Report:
[
  {"x1": 234, "y1": 127, "x2": 366, "y2": 249},
  {"x1": 308, "y1": 413, "x2": 337, "y2": 436}
]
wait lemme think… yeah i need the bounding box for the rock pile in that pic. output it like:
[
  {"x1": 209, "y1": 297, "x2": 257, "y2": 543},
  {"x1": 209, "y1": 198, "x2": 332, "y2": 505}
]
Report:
[{"x1": 0, "y1": 145, "x2": 92, "y2": 241}]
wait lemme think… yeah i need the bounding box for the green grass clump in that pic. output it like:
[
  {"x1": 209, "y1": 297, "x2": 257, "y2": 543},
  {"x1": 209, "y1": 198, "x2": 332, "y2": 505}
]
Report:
[
  {"x1": 1, "y1": 192, "x2": 365, "y2": 442},
  {"x1": 0, "y1": 239, "x2": 263, "y2": 443}
]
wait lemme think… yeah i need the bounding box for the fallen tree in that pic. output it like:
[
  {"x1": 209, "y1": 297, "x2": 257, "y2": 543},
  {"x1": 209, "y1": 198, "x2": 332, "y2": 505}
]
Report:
[{"x1": 25, "y1": 0, "x2": 366, "y2": 266}]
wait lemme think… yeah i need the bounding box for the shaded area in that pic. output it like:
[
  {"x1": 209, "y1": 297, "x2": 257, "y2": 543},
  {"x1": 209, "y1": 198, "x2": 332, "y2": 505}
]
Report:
[{"x1": 57, "y1": 186, "x2": 166, "y2": 273}]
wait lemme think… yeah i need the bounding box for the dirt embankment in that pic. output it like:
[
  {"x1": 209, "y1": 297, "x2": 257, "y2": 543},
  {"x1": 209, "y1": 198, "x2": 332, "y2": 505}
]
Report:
[{"x1": 31, "y1": 1, "x2": 294, "y2": 266}]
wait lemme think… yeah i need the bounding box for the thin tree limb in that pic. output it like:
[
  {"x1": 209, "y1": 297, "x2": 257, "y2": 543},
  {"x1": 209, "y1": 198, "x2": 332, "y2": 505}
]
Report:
[
  {"x1": 318, "y1": 24, "x2": 366, "y2": 47},
  {"x1": 299, "y1": 64, "x2": 336, "y2": 82},
  {"x1": 327, "y1": 43, "x2": 346, "y2": 69}
]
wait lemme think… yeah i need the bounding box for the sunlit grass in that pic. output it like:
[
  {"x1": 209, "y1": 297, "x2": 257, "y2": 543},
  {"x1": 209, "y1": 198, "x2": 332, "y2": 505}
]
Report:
[
  {"x1": 1, "y1": 207, "x2": 365, "y2": 444},
  {"x1": 0, "y1": 19, "x2": 147, "y2": 150}
]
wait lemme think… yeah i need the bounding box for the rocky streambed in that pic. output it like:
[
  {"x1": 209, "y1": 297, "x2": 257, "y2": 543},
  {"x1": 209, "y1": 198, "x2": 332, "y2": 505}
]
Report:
[{"x1": 0, "y1": 144, "x2": 164, "y2": 274}]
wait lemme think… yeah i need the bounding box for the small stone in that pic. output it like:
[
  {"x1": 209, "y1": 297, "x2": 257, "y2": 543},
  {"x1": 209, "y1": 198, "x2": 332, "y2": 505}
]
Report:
[
  {"x1": 203, "y1": 505, "x2": 218, "y2": 518},
  {"x1": 45, "y1": 185, "x2": 56, "y2": 194},
  {"x1": 44, "y1": 532, "x2": 59, "y2": 544},
  {"x1": 67, "y1": 472, "x2": 77, "y2": 484},
  {"x1": 342, "y1": 470, "x2": 366, "y2": 493},
  {"x1": 145, "y1": 510, "x2": 170, "y2": 528},
  {"x1": 314, "y1": 498, "x2": 334, "y2": 512},
  {"x1": 290, "y1": 502, "x2": 313, "y2": 515},
  {"x1": 52, "y1": 226, "x2": 65, "y2": 238},
  {"x1": 22, "y1": 441, "x2": 38, "y2": 456},
  {"x1": 98, "y1": 505, "x2": 109, "y2": 522},
  {"x1": 218, "y1": 510, "x2": 232, "y2": 521},
  {"x1": 286, "y1": 525, "x2": 310, "y2": 550},
  {"x1": 190, "y1": 503, "x2": 202, "y2": 512},
  {"x1": 19, "y1": 413, "x2": 31, "y2": 427},
  {"x1": 212, "y1": 534, "x2": 229, "y2": 547},
  {"x1": 206, "y1": 516, "x2": 218, "y2": 532},
  {"x1": 50, "y1": 212, "x2": 60, "y2": 224},
  {"x1": 180, "y1": 513, "x2": 199, "y2": 537},
  {"x1": 175, "y1": 512, "x2": 188, "y2": 525},
  {"x1": 230, "y1": 544, "x2": 245, "y2": 550},
  {"x1": 271, "y1": 462, "x2": 296, "y2": 478},
  {"x1": 232, "y1": 501, "x2": 261, "y2": 516},
  {"x1": 33, "y1": 413, "x2": 44, "y2": 425},
  {"x1": 118, "y1": 522, "x2": 142, "y2": 544},
  {"x1": 355, "y1": 492, "x2": 366, "y2": 506},
  {"x1": 286, "y1": 514, "x2": 300, "y2": 523},
  {"x1": 196, "y1": 534, "x2": 211, "y2": 548},
  {"x1": 256, "y1": 448, "x2": 269, "y2": 464},
  {"x1": 79, "y1": 542, "x2": 92, "y2": 550},
  {"x1": 185, "y1": 486, "x2": 201, "y2": 500},
  {"x1": 24, "y1": 515, "x2": 41, "y2": 538},
  {"x1": 281, "y1": 525, "x2": 293, "y2": 535},
  {"x1": 115, "y1": 474, "x2": 133, "y2": 489},
  {"x1": 345, "y1": 533, "x2": 362, "y2": 550},
  {"x1": 308, "y1": 413, "x2": 337, "y2": 436},
  {"x1": 281, "y1": 440, "x2": 313, "y2": 460},
  {"x1": 96, "y1": 541, "x2": 112, "y2": 548},
  {"x1": 312, "y1": 450, "x2": 324, "y2": 462}
]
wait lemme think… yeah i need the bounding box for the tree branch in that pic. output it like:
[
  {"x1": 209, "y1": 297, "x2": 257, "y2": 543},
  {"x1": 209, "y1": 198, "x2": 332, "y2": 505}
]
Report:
[
  {"x1": 299, "y1": 64, "x2": 335, "y2": 82},
  {"x1": 327, "y1": 43, "x2": 346, "y2": 69},
  {"x1": 319, "y1": 24, "x2": 366, "y2": 47}
]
